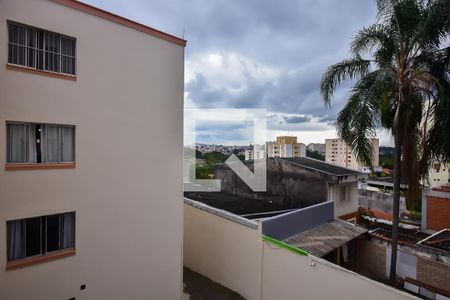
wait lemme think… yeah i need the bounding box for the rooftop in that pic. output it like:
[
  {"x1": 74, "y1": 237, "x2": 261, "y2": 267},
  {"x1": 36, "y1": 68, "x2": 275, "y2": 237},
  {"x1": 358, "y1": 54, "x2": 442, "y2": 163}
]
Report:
[
  {"x1": 361, "y1": 216, "x2": 429, "y2": 247},
  {"x1": 419, "y1": 229, "x2": 450, "y2": 252},
  {"x1": 369, "y1": 228, "x2": 428, "y2": 247},
  {"x1": 51, "y1": 0, "x2": 186, "y2": 46},
  {"x1": 282, "y1": 219, "x2": 367, "y2": 257},
  {"x1": 279, "y1": 157, "x2": 362, "y2": 177},
  {"x1": 184, "y1": 192, "x2": 296, "y2": 219},
  {"x1": 367, "y1": 176, "x2": 408, "y2": 188}
]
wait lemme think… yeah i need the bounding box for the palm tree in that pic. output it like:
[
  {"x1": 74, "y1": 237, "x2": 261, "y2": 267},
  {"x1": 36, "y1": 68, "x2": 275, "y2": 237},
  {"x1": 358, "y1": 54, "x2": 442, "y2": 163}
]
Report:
[{"x1": 320, "y1": 0, "x2": 449, "y2": 285}]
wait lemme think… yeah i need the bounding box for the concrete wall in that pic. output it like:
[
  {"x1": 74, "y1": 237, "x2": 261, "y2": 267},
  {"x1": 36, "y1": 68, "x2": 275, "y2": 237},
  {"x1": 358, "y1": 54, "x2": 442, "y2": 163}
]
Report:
[
  {"x1": 0, "y1": 1, "x2": 184, "y2": 299},
  {"x1": 359, "y1": 189, "x2": 407, "y2": 214},
  {"x1": 358, "y1": 238, "x2": 387, "y2": 281},
  {"x1": 184, "y1": 202, "x2": 420, "y2": 300},
  {"x1": 262, "y1": 201, "x2": 334, "y2": 240},
  {"x1": 417, "y1": 257, "x2": 450, "y2": 292},
  {"x1": 184, "y1": 203, "x2": 263, "y2": 300},
  {"x1": 261, "y1": 242, "x2": 415, "y2": 300},
  {"x1": 216, "y1": 158, "x2": 329, "y2": 208},
  {"x1": 360, "y1": 238, "x2": 450, "y2": 293},
  {"x1": 330, "y1": 181, "x2": 359, "y2": 218}
]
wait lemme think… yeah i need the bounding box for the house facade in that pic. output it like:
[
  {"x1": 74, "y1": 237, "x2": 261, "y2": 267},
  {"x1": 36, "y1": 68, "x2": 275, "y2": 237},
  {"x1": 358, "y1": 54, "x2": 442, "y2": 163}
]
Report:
[
  {"x1": 426, "y1": 161, "x2": 450, "y2": 187},
  {"x1": 0, "y1": 1, "x2": 185, "y2": 299},
  {"x1": 213, "y1": 157, "x2": 366, "y2": 220}
]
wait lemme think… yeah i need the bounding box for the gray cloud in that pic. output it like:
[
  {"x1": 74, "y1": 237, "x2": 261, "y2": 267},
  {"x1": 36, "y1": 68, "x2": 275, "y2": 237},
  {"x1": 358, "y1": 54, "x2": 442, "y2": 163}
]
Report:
[
  {"x1": 84, "y1": 0, "x2": 378, "y2": 143},
  {"x1": 283, "y1": 115, "x2": 311, "y2": 124}
]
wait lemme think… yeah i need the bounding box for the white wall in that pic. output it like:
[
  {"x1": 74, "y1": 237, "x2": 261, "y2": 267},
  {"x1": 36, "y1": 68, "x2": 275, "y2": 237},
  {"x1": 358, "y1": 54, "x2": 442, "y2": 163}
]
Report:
[
  {"x1": 0, "y1": 0, "x2": 184, "y2": 299},
  {"x1": 184, "y1": 202, "x2": 418, "y2": 300},
  {"x1": 262, "y1": 242, "x2": 416, "y2": 300},
  {"x1": 184, "y1": 203, "x2": 263, "y2": 300},
  {"x1": 427, "y1": 162, "x2": 449, "y2": 187},
  {"x1": 386, "y1": 248, "x2": 417, "y2": 279},
  {"x1": 329, "y1": 181, "x2": 359, "y2": 218}
]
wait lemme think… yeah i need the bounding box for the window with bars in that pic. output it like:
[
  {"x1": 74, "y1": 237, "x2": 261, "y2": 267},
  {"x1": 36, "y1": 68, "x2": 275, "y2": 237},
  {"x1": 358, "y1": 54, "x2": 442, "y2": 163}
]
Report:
[
  {"x1": 7, "y1": 21, "x2": 76, "y2": 75},
  {"x1": 6, "y1": 212, "x2": 75, "y2": 262},
  {"x1": 6, "y1": 122, "x2": 75, "y2": 164}
]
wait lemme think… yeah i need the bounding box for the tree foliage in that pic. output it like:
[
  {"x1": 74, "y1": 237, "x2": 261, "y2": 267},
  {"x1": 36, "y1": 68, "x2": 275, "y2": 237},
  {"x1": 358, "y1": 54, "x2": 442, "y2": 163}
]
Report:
[{"x1": 320, "y1": 0, "x2": 450, "y2": 204}]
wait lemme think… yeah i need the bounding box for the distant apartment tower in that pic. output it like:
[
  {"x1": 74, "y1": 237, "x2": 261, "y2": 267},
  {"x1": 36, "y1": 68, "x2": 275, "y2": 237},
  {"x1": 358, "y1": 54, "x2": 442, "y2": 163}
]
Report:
[
  {"x1": 307, "y1": 143, "x2": 326, "y2": 155},
  {"x1": 0, "y1": 0, "x2": 185, "y2": 299},
  {"x1": 325, "y1": 138, "x2": 379, "y2": 171},
  {"x1": 244, "y1": 148, "x2": 266, "y2": 160},
  {"x1": 267, "y1": 136, "x2": 306, "y2": 158}
]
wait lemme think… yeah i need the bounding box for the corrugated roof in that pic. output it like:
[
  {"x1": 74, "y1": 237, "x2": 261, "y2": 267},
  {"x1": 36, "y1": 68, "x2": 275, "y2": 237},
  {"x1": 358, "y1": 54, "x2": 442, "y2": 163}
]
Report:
[
  {"x1": 282, "y1": 219, "x2": 368, "y2": 257},
  {"x1": 279, "y1": 157, "x2": 362, "y2": 176},
  {"x1": 369, "y1": 228, "x2": 425, "y2": 247},
  {"x1": 420, "y1": 229, "x2": 450, "y2": 252}
]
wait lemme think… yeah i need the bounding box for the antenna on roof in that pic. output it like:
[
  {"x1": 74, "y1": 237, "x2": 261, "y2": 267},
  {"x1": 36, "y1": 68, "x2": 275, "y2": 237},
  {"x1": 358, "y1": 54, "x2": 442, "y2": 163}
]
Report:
[{"x1": 182, "y1": 27, "x2": 185, "y2": 39}]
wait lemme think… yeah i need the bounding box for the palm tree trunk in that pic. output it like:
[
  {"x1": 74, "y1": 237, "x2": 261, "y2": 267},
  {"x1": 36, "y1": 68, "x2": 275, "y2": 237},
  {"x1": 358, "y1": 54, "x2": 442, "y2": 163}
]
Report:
[{"x1": 389, "y1": 132, "x2": 402, "y2": 285}]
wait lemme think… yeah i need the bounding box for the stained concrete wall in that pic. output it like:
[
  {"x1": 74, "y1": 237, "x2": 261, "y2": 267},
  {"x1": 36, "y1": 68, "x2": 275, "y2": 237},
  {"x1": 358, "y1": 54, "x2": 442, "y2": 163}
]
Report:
[
  {"x1": 330, "y1": 181, "x2": 359, "y2": 217},
  {"x1": 359, "y1": 189, "x2": 406, "y2": 214},
  {"x1": 358, "y1": 238, "x2": 387, "y2": 281},
  {"x1": 417, "y1": 257, "x2": 450, "y2": 293},
  {"x1": 360, "y1": 238, "x2": 450, "y2": 294},
  {"x1": 215, "y1": 158, "x2": 330, "y2": 208}
]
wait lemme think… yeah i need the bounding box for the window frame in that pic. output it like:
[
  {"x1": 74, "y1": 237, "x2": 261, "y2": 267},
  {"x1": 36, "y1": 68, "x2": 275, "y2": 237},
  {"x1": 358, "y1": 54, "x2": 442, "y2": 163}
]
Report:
[
  {"x1": 6, "y1": 20, "x2": 77, "y2": 78},
  {"x1": 5, "y1": 121, "x2": 76, "y2": 170},
  {"x1": 6, "y1": 212, "x2": 76, "y2": 270}
]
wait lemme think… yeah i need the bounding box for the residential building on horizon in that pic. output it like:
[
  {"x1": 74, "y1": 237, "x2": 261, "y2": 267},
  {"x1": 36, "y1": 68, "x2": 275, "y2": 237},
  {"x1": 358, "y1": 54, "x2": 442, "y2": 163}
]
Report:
[
  {"x1": 325, "y1": 138, "x2": 380, "y2": 172},
  {"x1": 267, "y1": 136, "x2": 306, "y2": 158},
  {"x1": 307, "y1": 143, "x2": 326, "y2": 155},
  {"x1": 244, "y1": 148, "x2": 266, "y2": 160}
]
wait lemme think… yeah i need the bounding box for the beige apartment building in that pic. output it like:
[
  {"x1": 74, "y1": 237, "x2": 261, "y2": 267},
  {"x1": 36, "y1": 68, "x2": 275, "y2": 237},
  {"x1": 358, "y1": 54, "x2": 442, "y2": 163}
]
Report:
[
  {"x1": 267, "y1": 136, "x2": 306, "y2": 158},
  {"x1": 244, "y1": 148, "x2": 266, "y2": 160},
  {"x1": 326, "y1": 138, "x2": 379, "y2": 171},
  {"x1": 0, "y1": 1, "x2": 185, "y2": 299}
]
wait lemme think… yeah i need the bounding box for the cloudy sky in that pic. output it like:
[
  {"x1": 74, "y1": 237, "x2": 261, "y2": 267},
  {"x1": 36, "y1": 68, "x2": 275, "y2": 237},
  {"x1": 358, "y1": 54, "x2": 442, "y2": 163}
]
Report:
[{"x1": 84, "y1": 0, "x2": 393, "y2": 146}]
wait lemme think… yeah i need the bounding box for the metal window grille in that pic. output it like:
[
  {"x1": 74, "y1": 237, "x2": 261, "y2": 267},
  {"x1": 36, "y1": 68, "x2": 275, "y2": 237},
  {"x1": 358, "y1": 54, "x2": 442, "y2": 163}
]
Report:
[{"x1": 7, "y1": 21, "x2": 76, "y2": 75}]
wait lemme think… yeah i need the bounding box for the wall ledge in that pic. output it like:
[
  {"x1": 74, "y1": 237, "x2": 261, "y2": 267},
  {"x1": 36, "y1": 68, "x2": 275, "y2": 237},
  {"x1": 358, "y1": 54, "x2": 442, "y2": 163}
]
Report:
[{"x1": 184, "y1": 197, "x2": 259, "y2": 229}]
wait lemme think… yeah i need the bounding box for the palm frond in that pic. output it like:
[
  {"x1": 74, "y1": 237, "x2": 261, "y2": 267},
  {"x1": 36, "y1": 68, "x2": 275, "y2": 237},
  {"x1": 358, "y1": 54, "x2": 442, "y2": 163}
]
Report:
[
  {"x1": 351, "y1": 24, "x2": 392, "y2": 56},
  {"x1": 336, "y1": 70, "x2": 394, "y2": 166},
  {"x1": 419, "y1": 0, "x2": 450, "y2": 46},
  {"x1": 376, "y1": 0, "x2": 399, "y2": 21},
  {"x1": 320, "y1": 58, "x2": 371, "y2": 106}
]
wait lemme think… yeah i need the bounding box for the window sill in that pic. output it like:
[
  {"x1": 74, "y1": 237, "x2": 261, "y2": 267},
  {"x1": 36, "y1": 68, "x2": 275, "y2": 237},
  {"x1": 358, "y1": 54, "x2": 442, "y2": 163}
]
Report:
[
  {"x1": 6, "y1": 248, "x2": 76, "y2": 271},
  {"x1": 5, "y1": 163, "x2": 76, "y2": 171},
  {"x1": 6, "y1": 64, "x2": 77, "y2": 81}
]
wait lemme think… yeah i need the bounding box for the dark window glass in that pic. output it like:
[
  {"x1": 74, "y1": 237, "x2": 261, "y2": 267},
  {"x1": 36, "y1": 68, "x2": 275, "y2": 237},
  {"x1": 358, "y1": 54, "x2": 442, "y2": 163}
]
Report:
[
  {"x1": 6, "y1": 212, "x2": 76, "y2": 262},
  {"x1": 25, "y1": 217, "x2": 41, "y2": 257},
  {"x1": 46, "y1": 215, "x2": 60, "y2": 252}
]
